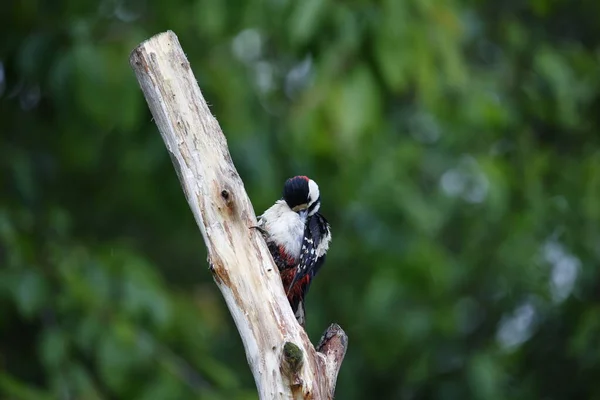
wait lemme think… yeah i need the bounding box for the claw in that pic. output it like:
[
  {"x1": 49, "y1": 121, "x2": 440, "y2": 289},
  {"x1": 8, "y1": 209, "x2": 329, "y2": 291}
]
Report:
[{"x1": 250, "y1": 225, "x2": 268, "y2": 235}]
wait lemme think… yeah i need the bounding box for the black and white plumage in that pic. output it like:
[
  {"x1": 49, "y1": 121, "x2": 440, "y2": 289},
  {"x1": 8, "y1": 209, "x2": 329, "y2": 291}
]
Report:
[{"x1": 256, "y1": 176, "x2": 331, "y2": 327}]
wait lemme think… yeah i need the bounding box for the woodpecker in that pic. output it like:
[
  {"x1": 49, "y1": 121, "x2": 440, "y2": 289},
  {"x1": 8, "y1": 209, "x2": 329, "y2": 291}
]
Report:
[{"x1": 255, "y1": 176, "x2": 331, "y2": 327}]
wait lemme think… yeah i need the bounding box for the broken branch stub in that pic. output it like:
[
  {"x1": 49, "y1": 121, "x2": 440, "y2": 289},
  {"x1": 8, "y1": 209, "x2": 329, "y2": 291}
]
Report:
[{"x1": 129, "y1": 30, "x2": 347, "y2": 399}]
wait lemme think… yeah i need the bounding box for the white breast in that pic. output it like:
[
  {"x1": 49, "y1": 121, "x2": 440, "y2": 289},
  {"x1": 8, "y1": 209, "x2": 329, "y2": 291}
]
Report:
[{"x1": 258, "y1": 200, "x2": 306, "y2": 260}]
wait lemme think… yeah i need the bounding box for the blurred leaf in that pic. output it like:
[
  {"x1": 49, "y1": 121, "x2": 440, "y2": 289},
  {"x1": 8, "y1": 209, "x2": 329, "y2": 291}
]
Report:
[
  {"x1": 0, "y1": 373, "x2": 53, "y2": 400},
  {"x1": 97, "y1": 327, "x2": 136, "y2": 392},
  {"x1": 329, "y1": 65, "x2": 381, "y2": 151},
  {"x1": 467, "y1": 353, "x2": 502, "y2": 400},
  {"x1": 194, "y1": 0, "x2": 227, "y2": 38},
  {"x1": 288, "y1": 0, "x2": 328, "y2": 45},
  {"x1": 72, "y1": 43, "x2": 142, "y2": 131},
  {"x1": 14, "y1": 270, "x2": 48, "y2": 319},
  {"x1": 40, "y1": 327, "x2": 69, "y2": 370}
]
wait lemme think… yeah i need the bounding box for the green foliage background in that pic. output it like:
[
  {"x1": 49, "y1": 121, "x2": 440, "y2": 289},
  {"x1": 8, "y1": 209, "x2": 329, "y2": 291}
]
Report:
[{"x1": 2, "y1": 0, "x2": 600, "y2": 398}]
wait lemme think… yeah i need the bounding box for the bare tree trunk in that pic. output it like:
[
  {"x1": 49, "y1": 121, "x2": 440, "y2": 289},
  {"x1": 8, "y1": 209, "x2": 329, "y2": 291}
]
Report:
[{"x1": 129, "y1": 31, "x2": 347, "y2": 399}]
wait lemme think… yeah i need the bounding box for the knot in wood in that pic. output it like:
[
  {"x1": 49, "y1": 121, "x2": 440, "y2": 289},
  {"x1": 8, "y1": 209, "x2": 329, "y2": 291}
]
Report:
[
  {"x1": 282, "y1": 342, "x2": 304, "y2": 374},
  {"x1": 219, "y1": 185, "x2": 236, "y2": 213}
]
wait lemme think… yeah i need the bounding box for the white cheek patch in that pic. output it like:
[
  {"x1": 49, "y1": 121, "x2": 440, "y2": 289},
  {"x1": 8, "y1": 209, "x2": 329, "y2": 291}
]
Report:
[{"x1": 308, "y1": 179, "x2": 320, "y2": 205}]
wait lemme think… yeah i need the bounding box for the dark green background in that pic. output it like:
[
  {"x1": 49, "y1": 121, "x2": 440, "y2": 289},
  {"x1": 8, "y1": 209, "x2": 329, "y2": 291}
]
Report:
[{"x1": 2, "y1": 0, "x2": 600, "y2": 399}]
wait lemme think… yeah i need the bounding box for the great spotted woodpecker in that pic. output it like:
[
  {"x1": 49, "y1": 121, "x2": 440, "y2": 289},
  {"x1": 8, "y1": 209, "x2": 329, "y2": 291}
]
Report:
[{"x1": 255, "y1": 176, "x2": 331, "y2": 327}]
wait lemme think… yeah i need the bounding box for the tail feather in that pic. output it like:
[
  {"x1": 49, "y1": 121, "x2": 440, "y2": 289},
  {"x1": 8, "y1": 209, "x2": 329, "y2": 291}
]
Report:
[{"x1": 294, "y1": 299, "x2": 306, "y2": 327}]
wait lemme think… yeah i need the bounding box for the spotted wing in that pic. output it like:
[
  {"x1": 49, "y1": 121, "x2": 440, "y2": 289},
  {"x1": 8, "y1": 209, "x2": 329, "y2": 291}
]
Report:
[{"x1": 287, "y1": 213, "x2": 330, "y2": 296}]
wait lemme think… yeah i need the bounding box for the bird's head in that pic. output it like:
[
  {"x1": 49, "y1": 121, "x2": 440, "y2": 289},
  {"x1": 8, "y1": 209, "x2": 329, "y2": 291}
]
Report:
[{"x1": 282, "y1": 176, "x2": 321, "y2": 217}]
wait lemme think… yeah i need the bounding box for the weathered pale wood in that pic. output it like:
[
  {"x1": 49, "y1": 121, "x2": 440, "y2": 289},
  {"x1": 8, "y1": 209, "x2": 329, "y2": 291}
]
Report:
[{"x1": 129, "y1": 30, "x2": 347, "y2": 399}]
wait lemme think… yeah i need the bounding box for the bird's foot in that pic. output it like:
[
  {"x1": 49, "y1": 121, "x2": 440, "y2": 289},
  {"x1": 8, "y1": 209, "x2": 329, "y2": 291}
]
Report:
[{"x1": 249, "y1": 225, "x2": 268, "y2": 235}]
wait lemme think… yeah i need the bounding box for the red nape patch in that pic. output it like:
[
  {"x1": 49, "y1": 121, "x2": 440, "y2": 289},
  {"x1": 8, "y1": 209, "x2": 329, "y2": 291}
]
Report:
[{"x1": 295, "y1": 175, "x2": 310, "y2": 182}]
